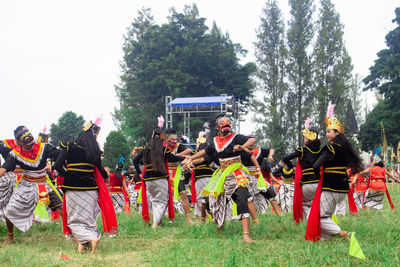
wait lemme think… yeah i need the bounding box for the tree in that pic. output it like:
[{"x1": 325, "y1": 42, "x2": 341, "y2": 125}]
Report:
[
  {"x1": 358, "y1": 99, "x2": 399, "y2": 152},
  {"x1": 360, "y1": 7, "x2": 400, "y2": 152},
  {"x1": 49, "y1": 111, "x2": 85, "y2": 146},
  {"x1": 253, "y1": 0, "x2": 288, "y2": 158},
  {"x1": 286, "y1": 0, "x2": 315, "y2": 146},
  {"x1": 115, "y1": 5, "x2": 256, "y2": 142},
  {"x1": 102, "y1": 131, "x2": 131, "y2": 169},
  {"x1": 312, "y1": 0, "x2": 356, "y2": 133}
]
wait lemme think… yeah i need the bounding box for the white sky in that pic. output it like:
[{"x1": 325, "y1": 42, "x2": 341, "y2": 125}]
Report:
[{"x1": 0, "y1": 0, "x2": 398, "y2": 146}]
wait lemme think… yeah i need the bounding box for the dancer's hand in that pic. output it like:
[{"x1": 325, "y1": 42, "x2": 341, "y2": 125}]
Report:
[{"x1": 233, "y1": 145, "x2": 244, "y2": 152}]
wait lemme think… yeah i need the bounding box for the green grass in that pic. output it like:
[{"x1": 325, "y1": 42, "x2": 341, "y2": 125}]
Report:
[{"x1": 1, "y1": 184, "x2": 400, "y2": 266}]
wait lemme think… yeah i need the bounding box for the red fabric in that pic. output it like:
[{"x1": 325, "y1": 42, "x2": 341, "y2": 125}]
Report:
[
  {"x1": 369, "y1": 166, "x2": 386, "y2": 179},
  {"x1": 62, "y1": 194, "x2": 71, "y2": 235},
  {"x1": 293, "y1": 160, "x2": 303, "y2": 223},
  {"x1": 52, "y1": 211, "x2": 59, "y2": 221},
  {"x1": 109, "y1": 173, "x2": 124, "y2": 193},
  {"x1": 191, "y1": 170, "x2": 196, "y2": 203},
  {"x1": 140, "y1": 168, "x2": 150, "y2": 222},
  {"x1": 362, "y1": 177, "x2": 371, "y2": 211},
  {"x1": 347, "y1": 186, "x2": 358, "y2": 214},
  {"x1": 262, "y1": 170, "x2": 271, "y2": 184},
  {"x1": 94, "y1": 167, "x2": 118, "y2": 233},
  {"x1": 51, "y1": 211, "x2": 60, "y2": 221},
  {"x1": 122, "y1": 182, "x2": 131, "y2": 213},
  {"x1": 165, "y1": 161, "x2": 175, "y2": 220},
  {"x1": 56, "y1": 176, "x2": 65, "y2": 189},
  {"x1": 305, "y1": 166, "x2": 323, "y2": 242},
  {"x1": 385, "y1": 184, "x2": 395, "y2": 210}
]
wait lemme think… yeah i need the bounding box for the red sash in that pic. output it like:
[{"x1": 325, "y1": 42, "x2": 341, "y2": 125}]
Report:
[
  {"x1": 191, "y1": 170, "x2": 196, "y2": 203},
  {"x1": 305, "y1": 166, "x2": 323, "y2": 242},
  {"x1": 165, "y1": 161, "x2": 175, "y2": 220},
  {"x1": 140, "y1": 168, "x2": 150, "y2": 222},
  {"x1": 293, "y1": 160, "x2": 303, "y2": 223},
  {"x1": 347, "y1": 186, "x2": 358, "y2": 214}
]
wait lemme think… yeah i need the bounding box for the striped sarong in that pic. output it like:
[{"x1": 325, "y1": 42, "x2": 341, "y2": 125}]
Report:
[
  {"x1": 0, "y1": 172, "x2": 17, "y2": 222},
  {"x1": 354, "y1": 192, "x2": 364, "y2": 211},
  {"x1": 302, "y1": 183, "x2": 318, "y2": 219},
  {"x1": 246, "y1": 173, "x2": 268, "y2": 214},
  {"x1": 110, "y1": 193, "x2": 125, "y2": 213},
  {"x1": 146, "y1": 178, "x2": 169, "y2": 224},
  {"x1": 320, "y1": 191, "x2": 346, "y2": 241},
  {"x1": 193, "y1": 177, "x2": 211, "y2": 217},
  {"x1": 65, "y1": 190, "x2": 101, "y2": 244},
  {"x1": 364, "y1": 189, "x2": 385, "y2": 210},
  {"x1": 277, "y1": 183, "x2": 294, "y2": 213}
]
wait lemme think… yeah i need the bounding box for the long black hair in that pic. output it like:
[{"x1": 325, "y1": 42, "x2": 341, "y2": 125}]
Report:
[
  {"x1": 143, "y1": 127, "x2": 167, "y2": 175},
  {"x1": 76, "y1": 124, "x2": 102, "y2": 164},
  {"x1": 333, "y1": 130, "x2": 363, "y2": 173}
]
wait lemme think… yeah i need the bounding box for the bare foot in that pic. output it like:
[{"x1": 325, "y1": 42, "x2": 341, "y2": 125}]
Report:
[
  {"x1": 152, "y1": 222, "x2": 159, "y2": 229},
  {"x1": 90, "y1": 238, "x2": 100, "y2": 254},
  {"x1": 187, "y1": 217, "x2": 195, "y2": 225},
  {"x1": 3, "y1": 234, "x2": 13, "y2": 245},
  {"x1": 200, "y1": 217, "x2": 206, "y2": 224},
  {"x1": 216, "y1": 225, "x2": 225, "y2": 233},
  {"x1": 277, "y1": 212, "x2": 285, "y2": 217},
  {"x1": 77, "y1": 243, "x2": 86, "y2": 253},
  {"x1": 243, "y1": 234, "x2": 256, "y2": 244},
  {"x1": 339, "y1": 231, "x2": 348, "y2": 239},
  {"x1": 253, "y1": 219, "x2": 260, "y2": 225}
]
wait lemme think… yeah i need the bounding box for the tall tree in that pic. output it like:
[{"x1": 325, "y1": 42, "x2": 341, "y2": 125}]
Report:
[
  {"x1": 360, "y1": 7, "x2": 400, "y2": 152},
  {"x1": 102, "y1": 130, "x2": 131, "y2": 169},
  {"x1": 49, "y1": 111, "x2": 85, "y2": 146},
  {"x1": 253, "y1": 0, "x2": 288, "y2": 158},
  {"x1": 287, "y1": 0, "x2": 314, "y2": 146},
  {"x1": 312, "y1": 0, "x2": 355, "y2": 133},
  {"x1": 115, "y1": 5, "x2": 256, "y2": 142}
]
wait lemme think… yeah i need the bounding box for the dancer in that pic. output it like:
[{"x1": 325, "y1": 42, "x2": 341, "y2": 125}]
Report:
[
  {"x1": 134, "y1": 118, "x2": 185, "y2": 228},
  {"x1": 348, "y1": 169, "x2": 367, "y2": 211},
  {"x1": 55, "y1": 120, "x2": 112, "y2": 253},
  {"x1": 282, "y1": 118, "x2": 321, "y2": 221},
  {"x1": 260, "y1": 160, "x2": 284, "y2": 215},
  {"x1": 360, "y1": 161, "x2": 399, "y2": 210},
  {"x1": 0, "y1": 126, "x2": 60, "y2": 244},
  {"x1": 109, "y1": 159, "x2": 130, "y2": 213},
  {"x1": 306, "y1": 105, "x2": 363, "y2": 241},
  {"x1": 164, "y1": 128, "x2": 194, "y2": 223},
  {"x1": 183, "y1": 115, "x2": 259, "y2": 243}
]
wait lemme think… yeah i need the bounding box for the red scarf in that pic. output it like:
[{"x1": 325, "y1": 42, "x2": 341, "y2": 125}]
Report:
[
  {"x1": 347, "y1": 187, "x2": 358, "y2": 214},
  {"x1": 140, "y1": 168, "x2": 150, "y2": 222},
  {"x1": 191, "y1": 170, "x2": 196, "y2": 203},
  {"x1": 305, "y1": 166, "x2": 323, "y2": 242},
  {"x1": 165, "y1": 161, "x2": 175, "y2": 220},
  {"x1": 293, "y1": 160, "x2": 303, "y2": 223}
]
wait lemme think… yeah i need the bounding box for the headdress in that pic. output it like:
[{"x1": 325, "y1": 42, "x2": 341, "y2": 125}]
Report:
[
  {"x1": 83, "y1": 115, "x2": 103, "y2": 133},
  {"x1": 302, "y1": 118, "x2": 317, "y2": 140},
  {"x1": 152, "y1": 115, "x2": 165, "y2": 139},
  {"x1": 37, "y1": 125, "x2": 49, "y2": 143},
  {"x1": 196, "y1": 131, "x2": 207, "y2": 144},
  {"x1": 323, "y1": 105, "x2": 344, "y2": 133}
]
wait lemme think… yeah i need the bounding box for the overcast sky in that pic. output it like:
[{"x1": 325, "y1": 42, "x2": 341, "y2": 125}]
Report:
[{"x1": 0, "y1": 0, "x2": 398, "y2": 147}]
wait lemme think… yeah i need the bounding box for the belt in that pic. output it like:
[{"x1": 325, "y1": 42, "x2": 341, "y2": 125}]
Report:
[
  {"x1": 23, "y1": 175, "x2": 47, "y2": 183},
  {"x1": 219, "y1": 156, "x2": 241, "y2": 171}
]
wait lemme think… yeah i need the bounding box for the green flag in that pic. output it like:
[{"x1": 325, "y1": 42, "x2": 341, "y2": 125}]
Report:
[
  {"x1": 332, "y1": 214, "x2": 340, "y2": 225},
  {"x1": 349, "y1": 232, "x2": 366, "y2": 260}
]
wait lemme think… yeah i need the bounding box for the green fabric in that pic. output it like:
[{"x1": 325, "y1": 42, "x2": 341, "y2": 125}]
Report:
[
  {"x1": 232, "y1": 201, "x2": 238, "y2": 217},
  {"x1": 349, "y1": 232, "x2": 365, "y2": 260},
  {"x1": 211, "y1": 163, "x2": 249, "y2": 198},
  {"x1": 257, "y1": 172, "x2": 267, "y2": 189},
  {"x1": 332, "y1": 214, "x2": 340, "y2": 225},
  {"x1": 173, "y1": 165, "x2": 182, "y2": 201},
  {"x1": 46, "y1": 175, "x2": 62, "y2": 201},
  {"x1": 201, "y1": 169, "x2": 221, "y2": 197},
  {"x1": 34, "y1": 201, "x2": 50, "y2": 220},
  {"x1": 137, "y1": 188, "x2": 142, "y2": 204}
]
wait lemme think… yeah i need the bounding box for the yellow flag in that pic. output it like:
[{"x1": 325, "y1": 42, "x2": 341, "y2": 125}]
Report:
[
  {"x1": 332, "y1": 214, "x2": 340, "y2": 225},
  {"x1": 349, "y1": 232, "x2": 366, "y2": 260},
  {"x1": 232, "y1": 202, "x2": 238, "y2": 217}
]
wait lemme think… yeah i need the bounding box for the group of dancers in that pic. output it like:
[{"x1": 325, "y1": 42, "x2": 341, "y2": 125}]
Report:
[{"x1": 0, "y1": 104, "x2": 398, "y2": 253}]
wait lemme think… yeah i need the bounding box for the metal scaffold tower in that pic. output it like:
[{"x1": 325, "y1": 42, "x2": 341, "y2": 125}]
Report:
[{"x1": 165, "y1": 94, "x2": 241, "y2": 140}]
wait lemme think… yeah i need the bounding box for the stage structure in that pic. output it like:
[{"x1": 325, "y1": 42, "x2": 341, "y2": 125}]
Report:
[{"x1": 165, "y1": 94, "x2": 241, "y2": 140}]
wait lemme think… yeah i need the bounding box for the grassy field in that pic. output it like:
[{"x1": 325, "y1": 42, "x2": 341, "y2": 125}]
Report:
[{"x1": 1, "y1": 184, "x2": 400, "y2": 266}]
